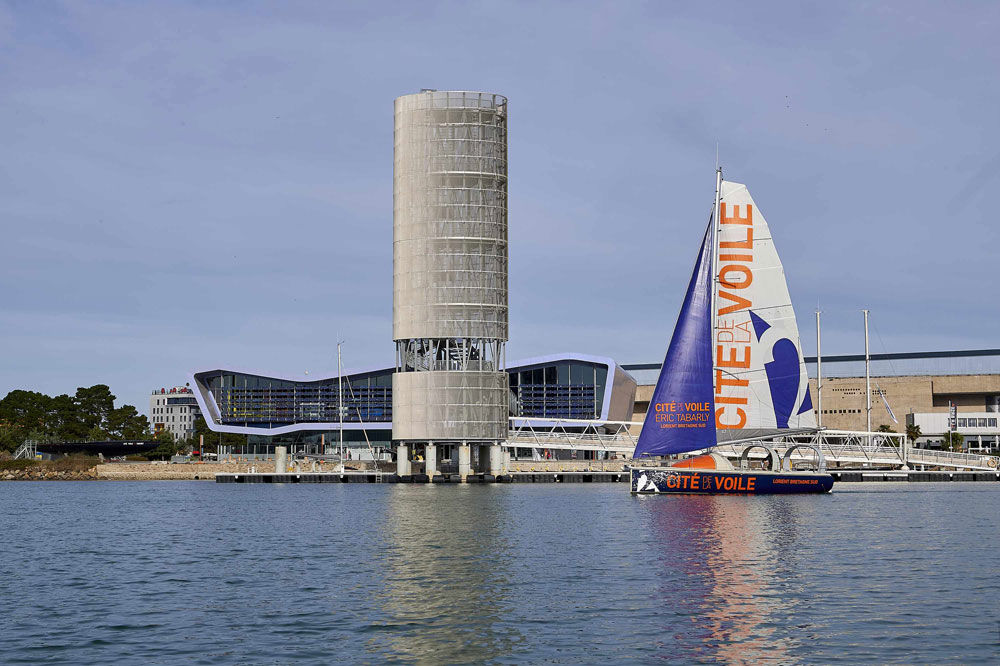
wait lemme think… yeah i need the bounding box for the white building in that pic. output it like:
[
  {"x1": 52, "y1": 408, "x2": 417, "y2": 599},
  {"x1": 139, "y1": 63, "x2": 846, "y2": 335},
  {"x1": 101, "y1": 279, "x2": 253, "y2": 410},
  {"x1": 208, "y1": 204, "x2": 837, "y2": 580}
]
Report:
[
  {"x1": 908, "y1": 411, "x2": 999, "y2": 452},
  {"x1": 150, "y1": 385, "x2": 201, "y2": 441}
]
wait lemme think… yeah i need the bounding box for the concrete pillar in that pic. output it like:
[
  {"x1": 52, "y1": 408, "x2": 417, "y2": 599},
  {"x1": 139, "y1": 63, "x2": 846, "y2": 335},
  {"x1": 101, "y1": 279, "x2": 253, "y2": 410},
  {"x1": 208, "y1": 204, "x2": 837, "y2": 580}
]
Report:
[
  {"x1": 425, "y1": 443, "x2": 437, "y2": 478},
  {"x1": 458, "y1": 444, "x2": 471, "y2": 478},
  {"x1": 275, "y1": 446, "x2": 288, "y2": 474},
  {"x1": 396, "y1": 444, "x2": 411, "y2": 477},
  {"x1": 489, "y1": 444, "x2": 503, "y2": 476}
]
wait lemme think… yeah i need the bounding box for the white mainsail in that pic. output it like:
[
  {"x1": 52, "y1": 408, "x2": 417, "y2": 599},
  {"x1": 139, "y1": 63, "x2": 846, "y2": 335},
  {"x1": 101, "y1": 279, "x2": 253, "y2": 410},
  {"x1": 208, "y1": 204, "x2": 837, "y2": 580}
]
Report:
[{"x1": 712, "y1": 181, "x2": 816, "y2": 441}]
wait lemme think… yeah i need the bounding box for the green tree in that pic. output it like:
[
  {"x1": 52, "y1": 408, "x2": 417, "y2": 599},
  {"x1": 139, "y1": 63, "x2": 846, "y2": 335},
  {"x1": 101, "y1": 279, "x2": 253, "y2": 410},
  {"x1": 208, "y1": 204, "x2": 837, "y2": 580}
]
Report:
[
  {"x1": 51, "y1": 393, "x2": 86, "y2": 441},
  {"x1": 877, "y1": 424, "x2": 895, "y2": 433},
  {"x1": 0, "y1": 423, "x2": 22, "y2": 453},
  {"x1": 105, "y1": 405, "x2": 150, "y2": 440},
  {"x1": 905, "y1": 423, "x2": 921, "y2": 446},
  {"x1": 941, "y1": 431, "x2": 965, "y2": 452},
  {"x1": 72, "y1": 385, "x2": 115, "y2": 436},
  {"x1": 145, "y1": 429, "x2": 178, "y2": 460},
  {"x1": 0, "y1": 385, "x2": 150, "y2": 446},
  {"x1": 0, "y1": 390, "x2": 53, "y2": 445}
]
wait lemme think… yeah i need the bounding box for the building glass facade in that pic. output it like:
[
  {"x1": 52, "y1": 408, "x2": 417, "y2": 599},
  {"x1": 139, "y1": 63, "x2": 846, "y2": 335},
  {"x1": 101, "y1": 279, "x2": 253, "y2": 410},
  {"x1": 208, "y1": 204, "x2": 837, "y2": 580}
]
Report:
[{"x1": 193, "y1": 355, "x2": 633, "y2": 435}]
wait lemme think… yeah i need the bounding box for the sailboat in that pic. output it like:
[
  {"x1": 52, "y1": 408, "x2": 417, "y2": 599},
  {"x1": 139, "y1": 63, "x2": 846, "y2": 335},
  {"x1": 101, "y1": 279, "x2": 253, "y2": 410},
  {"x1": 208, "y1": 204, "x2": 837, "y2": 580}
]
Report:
[{"x1": 631, "y1": 169, "x2": 833, "y2": 494}]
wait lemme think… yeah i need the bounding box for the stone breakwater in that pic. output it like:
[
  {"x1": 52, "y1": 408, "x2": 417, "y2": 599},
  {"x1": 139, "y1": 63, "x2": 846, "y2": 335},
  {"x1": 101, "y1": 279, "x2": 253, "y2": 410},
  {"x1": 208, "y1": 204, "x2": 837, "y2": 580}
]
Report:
[
  {"x1": 0, "y1": 461, "x2": 278, "y2": 481},
  {"x1": 2, "y1": 467, "x2": 99, "y2": 481}
]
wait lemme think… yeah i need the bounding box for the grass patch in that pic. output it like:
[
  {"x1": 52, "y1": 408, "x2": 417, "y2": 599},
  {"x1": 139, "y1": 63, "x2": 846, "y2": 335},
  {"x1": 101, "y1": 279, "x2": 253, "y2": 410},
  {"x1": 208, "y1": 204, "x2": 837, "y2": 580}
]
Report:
[
  {"x1": 47, "y1": 456, "x2": 101, "y2": 472},
  {"x1": 0, "y1": 456, "x2": 100, "y2": 473}
]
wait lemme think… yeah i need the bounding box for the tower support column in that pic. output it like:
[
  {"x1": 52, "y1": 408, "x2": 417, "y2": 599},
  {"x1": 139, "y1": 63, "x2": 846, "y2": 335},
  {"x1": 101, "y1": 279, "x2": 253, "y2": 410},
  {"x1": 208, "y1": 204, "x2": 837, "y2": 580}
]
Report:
[
  {"x1": 396, "y1": 444, "x2": 410, "y2": 477},
  {"x1": 489, "y1": 444, "x2": 503, "y2": 476},
  {"x1": 457, "y1": 444, "x2": 471, "y2": 479},
  {"x1": 425, "y1": 443, "x2": 437, "y2": 479}
]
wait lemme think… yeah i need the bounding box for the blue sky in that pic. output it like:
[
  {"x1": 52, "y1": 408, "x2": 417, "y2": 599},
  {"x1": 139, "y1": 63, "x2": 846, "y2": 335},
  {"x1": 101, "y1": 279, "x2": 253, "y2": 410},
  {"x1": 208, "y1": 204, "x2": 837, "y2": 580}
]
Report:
[{"x1": 2, "y1": 1, "x2": 998, "y2": 413}]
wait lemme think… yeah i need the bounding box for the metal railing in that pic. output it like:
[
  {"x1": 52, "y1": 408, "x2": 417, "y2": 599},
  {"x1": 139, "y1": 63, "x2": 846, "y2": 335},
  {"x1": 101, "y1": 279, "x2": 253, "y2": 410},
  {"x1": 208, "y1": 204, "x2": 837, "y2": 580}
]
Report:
[
  {"x1": 508, "y1": 418, "x2": 639, "y2": 453},
  {"x1": 713, "y1": 430, "x2": 999, "y2": 471},
  {"x1": 13, "y1": 440, "x2": 37, "y2": 460},
  {"x1": 512, "y1": 423, "x2": 1000, "y2": 470},
  {"x1": 907, "y1": 447, "x2": 998, "y2": 470}
]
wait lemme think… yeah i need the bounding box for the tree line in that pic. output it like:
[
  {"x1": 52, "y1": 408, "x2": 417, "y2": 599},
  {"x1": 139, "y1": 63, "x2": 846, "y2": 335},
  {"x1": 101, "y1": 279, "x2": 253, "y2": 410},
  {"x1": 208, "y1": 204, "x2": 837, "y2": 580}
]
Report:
[{"x1": 0, "y1": 385, "x2": 149, "y2": 452}]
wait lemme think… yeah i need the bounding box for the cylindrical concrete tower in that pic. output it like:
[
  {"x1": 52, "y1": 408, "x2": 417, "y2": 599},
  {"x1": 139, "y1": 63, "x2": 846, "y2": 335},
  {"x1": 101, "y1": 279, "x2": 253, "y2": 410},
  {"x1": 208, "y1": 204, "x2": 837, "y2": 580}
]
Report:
[{"x1": 392, "y1": 90, "x2": 508, "y2": 447}]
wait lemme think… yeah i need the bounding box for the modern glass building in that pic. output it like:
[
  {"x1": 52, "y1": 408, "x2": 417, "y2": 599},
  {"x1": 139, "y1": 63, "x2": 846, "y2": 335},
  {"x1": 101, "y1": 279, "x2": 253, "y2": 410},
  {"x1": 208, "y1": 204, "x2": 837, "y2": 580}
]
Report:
[{"x1": 190, "y1": 353, "x2": 636, "y2": 456}]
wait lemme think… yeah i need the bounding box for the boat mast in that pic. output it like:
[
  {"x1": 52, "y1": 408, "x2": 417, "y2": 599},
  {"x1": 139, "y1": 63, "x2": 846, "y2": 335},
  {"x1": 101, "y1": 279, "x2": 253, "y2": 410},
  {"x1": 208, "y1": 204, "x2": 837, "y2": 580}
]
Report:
[
  {"x1": 710, "y1": 167, "x2": 722, "y2": 395},
  {"x1": 863, "y1": 309, "x2": 871, "y2": 435},
  {"x1": 338, "y1": 340, "x2": 345, "y2": 474},
  {"x1": 816, "y1": 309, "x2": 822, "y2": 427}
]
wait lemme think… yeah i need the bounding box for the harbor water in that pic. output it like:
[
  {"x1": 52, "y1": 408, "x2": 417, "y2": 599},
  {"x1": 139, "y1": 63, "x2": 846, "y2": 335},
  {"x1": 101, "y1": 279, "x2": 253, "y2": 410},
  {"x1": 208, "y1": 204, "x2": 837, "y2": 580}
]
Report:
[{"x1": 1, "y1": 482, "x2": 998, "y2": 664}]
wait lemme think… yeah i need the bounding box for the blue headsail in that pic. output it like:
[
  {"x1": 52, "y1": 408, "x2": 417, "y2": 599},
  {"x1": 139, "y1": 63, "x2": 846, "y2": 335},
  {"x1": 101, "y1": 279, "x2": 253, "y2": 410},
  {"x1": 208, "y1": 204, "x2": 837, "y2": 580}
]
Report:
[{"x1": 632, "y1": 222, "x2": 716, "y2": 458}]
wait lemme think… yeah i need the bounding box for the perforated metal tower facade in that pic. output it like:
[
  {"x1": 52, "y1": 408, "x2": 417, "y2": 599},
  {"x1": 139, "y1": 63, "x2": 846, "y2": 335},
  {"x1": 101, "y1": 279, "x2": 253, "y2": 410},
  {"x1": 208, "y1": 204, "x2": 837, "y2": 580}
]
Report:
[{"x1": 392, "y1": 90, "x2": 509, "y2": 443}]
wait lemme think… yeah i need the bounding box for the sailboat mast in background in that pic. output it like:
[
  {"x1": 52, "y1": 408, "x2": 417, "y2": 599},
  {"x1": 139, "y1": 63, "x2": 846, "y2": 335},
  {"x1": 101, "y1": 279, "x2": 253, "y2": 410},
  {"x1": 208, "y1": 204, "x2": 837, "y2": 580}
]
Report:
[
  {"x1": 816, "y1": 310, "x2": 822, "y2": 427},
  {"x1": 338, "y1": 340, "x2": 345, "y2": 474},
  {"x1": 863, "y1": 309, "x2": 872, "y2": 436}
]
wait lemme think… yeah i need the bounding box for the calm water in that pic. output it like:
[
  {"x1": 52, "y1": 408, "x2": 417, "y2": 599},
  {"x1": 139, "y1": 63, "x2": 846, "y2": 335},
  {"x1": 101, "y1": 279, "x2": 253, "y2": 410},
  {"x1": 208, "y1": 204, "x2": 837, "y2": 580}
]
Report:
[{"x1": 1, "y1": 482, "x2": 998, "y2": 664}]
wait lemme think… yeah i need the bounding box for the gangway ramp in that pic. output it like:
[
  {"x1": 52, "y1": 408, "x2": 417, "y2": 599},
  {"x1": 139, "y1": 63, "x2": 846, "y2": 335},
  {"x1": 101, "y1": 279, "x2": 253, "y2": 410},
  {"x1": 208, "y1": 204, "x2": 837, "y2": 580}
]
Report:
[
  {"x1": 713, "y1": 430, "x2": 999, "y2": 471},
  {"x1": 506, "y1": 421, "x2": 1000, "y2": 471}
]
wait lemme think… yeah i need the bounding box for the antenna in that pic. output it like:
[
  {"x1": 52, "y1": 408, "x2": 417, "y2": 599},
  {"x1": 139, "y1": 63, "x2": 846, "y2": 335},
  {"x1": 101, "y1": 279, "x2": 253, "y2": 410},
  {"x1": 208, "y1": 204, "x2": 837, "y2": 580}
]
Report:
[{"x1": 715, "y1": 141, "x2": 719, "y2": 170}]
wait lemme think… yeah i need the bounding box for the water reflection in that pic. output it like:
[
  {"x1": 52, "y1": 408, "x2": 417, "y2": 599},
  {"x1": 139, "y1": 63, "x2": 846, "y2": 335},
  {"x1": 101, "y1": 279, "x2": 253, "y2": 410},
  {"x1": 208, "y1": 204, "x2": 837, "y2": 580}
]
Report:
[
  {"x1": 641, "y1": 495, "x2": 799, "y2": 662},
  {"x1": 368, "y1": 486, "x2": 523, "y2": 662}
]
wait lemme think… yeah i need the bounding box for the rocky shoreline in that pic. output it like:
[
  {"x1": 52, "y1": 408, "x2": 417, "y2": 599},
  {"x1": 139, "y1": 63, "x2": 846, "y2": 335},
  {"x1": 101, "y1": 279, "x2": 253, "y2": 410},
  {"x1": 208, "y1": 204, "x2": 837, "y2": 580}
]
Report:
[
  {"x1": 0, "y1": 461, "x2": 277, "y2": 481},
  {"x1": 2, "y1": 467, "x2": 100, "y2": 481}
]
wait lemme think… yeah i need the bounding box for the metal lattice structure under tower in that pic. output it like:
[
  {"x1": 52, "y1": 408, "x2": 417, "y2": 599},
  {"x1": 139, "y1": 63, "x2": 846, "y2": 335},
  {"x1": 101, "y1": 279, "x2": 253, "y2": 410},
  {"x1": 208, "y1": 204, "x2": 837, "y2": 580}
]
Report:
[{"x1": 393, "y1": 90, "x2": 509, "y2": 445}]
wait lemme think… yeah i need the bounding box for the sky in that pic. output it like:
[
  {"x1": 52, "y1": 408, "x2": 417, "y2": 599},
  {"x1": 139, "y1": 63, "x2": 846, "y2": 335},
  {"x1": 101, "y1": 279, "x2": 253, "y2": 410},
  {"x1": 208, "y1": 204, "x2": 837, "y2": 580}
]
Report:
[{"x1": 1, "y1": 1, "x2": 998, "y2": 413}]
